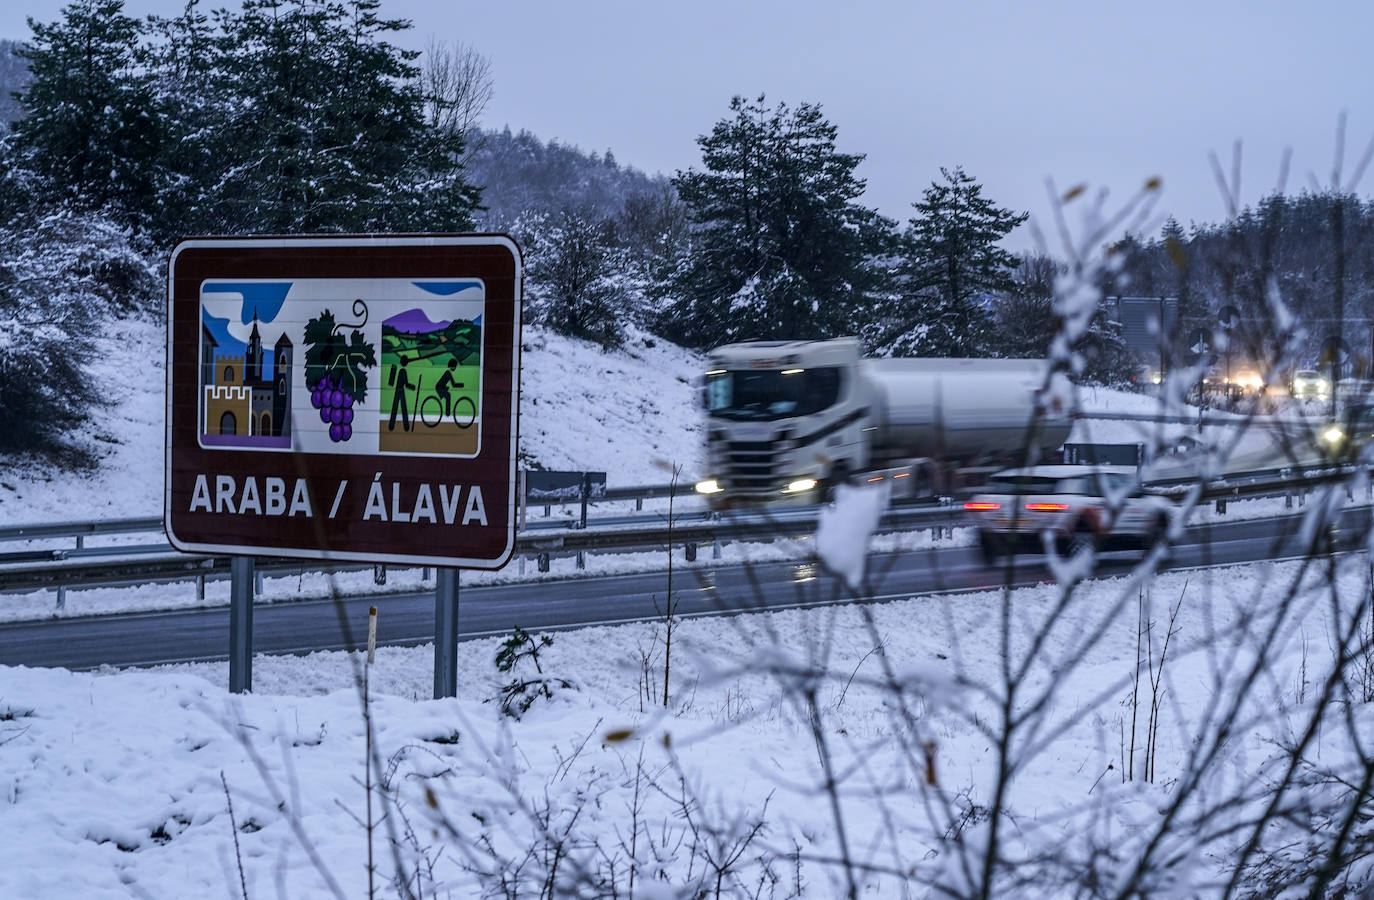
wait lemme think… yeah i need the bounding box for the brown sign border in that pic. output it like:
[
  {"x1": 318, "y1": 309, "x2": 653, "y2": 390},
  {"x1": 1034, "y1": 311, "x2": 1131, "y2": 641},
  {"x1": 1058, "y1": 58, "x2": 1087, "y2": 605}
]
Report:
[{"x1": 165, "y1": 235, "x2": 522, "y2": 568}]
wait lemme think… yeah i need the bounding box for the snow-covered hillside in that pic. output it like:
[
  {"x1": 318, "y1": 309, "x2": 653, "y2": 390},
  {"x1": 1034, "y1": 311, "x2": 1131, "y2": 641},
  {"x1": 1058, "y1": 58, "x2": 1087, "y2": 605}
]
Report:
[{"x1": 517, "y1": 325, "x2": 704, "y2": 483}]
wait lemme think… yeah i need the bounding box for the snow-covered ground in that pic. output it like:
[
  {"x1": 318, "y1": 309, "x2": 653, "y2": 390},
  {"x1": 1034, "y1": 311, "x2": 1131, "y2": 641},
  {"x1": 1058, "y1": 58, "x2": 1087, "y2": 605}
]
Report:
[
  {"x1": 5, "y1": 538, "x2": 1369, "y2": 896},
  {"x1": 3, "y1": 314, "x2": 1368, "y2": 896}
]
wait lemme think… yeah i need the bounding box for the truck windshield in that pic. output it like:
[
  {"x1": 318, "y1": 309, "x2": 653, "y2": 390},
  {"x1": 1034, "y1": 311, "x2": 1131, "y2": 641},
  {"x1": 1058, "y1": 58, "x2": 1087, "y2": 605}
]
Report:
[{"x1": 705, "y1": 368, "x2": 842, "y2": 420}]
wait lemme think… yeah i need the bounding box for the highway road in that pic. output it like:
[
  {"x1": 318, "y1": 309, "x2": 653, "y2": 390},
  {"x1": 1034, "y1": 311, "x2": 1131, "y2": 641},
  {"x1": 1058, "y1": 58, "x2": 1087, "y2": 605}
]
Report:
[{"x1": 0, "y1": 507, "x2": 1368, "y2": 671}]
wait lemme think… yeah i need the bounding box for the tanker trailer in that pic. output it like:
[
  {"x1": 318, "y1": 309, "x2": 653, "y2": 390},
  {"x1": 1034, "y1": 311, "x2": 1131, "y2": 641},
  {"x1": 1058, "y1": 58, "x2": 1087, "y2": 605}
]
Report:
[{"x1": 693, "y1": 337, "x2": 1071, "y2": 508}]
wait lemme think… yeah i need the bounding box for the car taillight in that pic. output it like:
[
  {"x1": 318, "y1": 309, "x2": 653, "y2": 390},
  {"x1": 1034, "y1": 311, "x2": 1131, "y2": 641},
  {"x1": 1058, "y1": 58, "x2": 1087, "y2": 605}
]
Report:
[
  {"x1": 1025, "y1": 503, "x2": 1069, "y2": 511},
  {"x1": 964, "y1": 502, "x2": 1000, "y2": 511}
]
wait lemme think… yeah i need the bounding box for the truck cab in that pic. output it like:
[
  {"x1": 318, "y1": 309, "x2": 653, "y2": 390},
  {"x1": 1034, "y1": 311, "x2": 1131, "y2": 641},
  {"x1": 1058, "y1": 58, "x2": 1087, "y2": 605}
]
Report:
[{"x1": 695, "y1": 338, "x2": 870, "y2": 507}]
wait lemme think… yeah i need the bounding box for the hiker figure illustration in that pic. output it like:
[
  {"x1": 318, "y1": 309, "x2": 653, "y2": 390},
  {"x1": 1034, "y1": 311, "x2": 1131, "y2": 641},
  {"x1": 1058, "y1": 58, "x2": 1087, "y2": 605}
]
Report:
[
  {"x1": 434, "y1": 357, "x2": 464, "y2": 417},
  {"x1": 388, "y1": 356, "x2": 413, "y2": 431}
]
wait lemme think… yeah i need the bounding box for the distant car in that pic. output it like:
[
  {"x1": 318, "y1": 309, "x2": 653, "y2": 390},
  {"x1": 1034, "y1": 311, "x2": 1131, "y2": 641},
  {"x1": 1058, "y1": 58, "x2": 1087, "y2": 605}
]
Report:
[
  {"x1": 1317, "y1": 402, "x2": 1374, "y2": 459},
  {"x1": 1197, "y1": 370, "x2": 1243, "y2": 403},
  {"x1": 1290, "y1": 370, "x2": 1330, "y2": 400},
  {"x1": 963, "y1": 465, "x2": 1174, "y2": 561}
]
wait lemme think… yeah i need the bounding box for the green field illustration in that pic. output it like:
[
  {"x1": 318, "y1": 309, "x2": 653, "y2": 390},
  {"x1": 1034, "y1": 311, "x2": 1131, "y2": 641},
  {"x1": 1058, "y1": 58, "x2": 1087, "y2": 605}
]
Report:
[{"x1": 379, "y1": 311, "x2": 482, "y2": 455}]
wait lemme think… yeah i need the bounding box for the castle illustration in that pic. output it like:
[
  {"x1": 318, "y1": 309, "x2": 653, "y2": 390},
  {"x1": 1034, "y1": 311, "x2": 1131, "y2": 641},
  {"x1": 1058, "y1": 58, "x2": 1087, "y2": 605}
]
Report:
[{"x1": 200, "y1": 311, "x2": 293, "y2": 448}]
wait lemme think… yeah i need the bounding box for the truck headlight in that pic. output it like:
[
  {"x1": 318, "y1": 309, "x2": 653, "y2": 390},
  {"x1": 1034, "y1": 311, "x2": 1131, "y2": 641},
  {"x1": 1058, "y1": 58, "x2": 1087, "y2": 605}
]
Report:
[
  {"x1": 1322, "y1": 426, "x2": 1346, "y2": 446},
  {"x1": 695, "y1": 479, "x2": 723, "y2": 495},
  {"x1": 782, "y1": 478, "x2": 818, "y2": 494}
]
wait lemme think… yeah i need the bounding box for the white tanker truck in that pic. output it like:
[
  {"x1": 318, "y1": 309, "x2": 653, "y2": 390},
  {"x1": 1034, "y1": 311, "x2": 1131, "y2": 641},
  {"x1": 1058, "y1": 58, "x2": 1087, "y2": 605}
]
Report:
[{"x1": 693, "y1": 337, "x2": 1072, "y2": 508}]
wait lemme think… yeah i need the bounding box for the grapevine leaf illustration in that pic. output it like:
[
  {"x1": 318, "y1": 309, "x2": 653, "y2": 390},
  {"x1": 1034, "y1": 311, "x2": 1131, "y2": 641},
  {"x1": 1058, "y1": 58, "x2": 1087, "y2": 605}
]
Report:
[
  {"x1": 304, "y1": 308, "x2": 376, "y2": 403},
  {"x1": 344, "y1": 330, "x2": 378, "y2": 404},
  {"x1": 303, "y1": 310, "x2": 340, "y2": 390}
]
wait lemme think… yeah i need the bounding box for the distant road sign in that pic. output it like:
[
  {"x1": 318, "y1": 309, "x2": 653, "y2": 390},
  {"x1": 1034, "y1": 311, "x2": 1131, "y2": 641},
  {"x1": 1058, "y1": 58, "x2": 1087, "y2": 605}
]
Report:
[
  {"x1": 525, "y1": 471, "x2": 608, "y2": 501},
  {"x1": 1320, "y1": 335, "x2": 1351, "y2": 364},
  {"x1": 166, "y1": 235, "x2": 523, "y2": 568},
  {"x1": 1187, "y1": 327, "x2": 1214, "y2": 364}
]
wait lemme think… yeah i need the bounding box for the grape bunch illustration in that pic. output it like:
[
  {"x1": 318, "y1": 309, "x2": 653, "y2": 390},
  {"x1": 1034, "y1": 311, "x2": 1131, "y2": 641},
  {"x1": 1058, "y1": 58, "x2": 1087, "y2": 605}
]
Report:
[
  {"x1": 303, "y1": 302, "x2": 376, "y2": 444},
  {"x1": 311, "y1": 373, "x2": 357, "y2": 442}
]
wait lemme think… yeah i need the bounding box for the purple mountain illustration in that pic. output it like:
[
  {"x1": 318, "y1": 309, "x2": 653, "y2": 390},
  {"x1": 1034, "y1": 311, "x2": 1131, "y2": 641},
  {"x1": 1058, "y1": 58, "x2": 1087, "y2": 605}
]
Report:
[{"x1": 384, "y1": 309, "x2": 451, "y2": 334}]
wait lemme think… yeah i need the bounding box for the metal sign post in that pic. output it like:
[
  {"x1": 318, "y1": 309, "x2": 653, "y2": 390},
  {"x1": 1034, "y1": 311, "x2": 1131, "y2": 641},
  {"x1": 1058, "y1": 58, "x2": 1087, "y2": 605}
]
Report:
[
  {"x1": 229, "y1": 556, "x2": 254, "y2": 693},
  {"x1": 434, "y1": 569, "x2": 460, "y2": 698}
]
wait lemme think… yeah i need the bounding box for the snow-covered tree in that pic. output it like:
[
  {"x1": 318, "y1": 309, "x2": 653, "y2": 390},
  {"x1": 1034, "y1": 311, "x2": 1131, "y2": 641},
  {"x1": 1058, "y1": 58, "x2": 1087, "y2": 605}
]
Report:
[
  {"x1": 517, "y1": 209, "x2": 633, "y2": 350},
  {"x1": 0, "y1": 195, "x2": 155, "y2": 457},
  {"x1": 665, "y1": 94, "x2": 892, "y2": 349},
  {"x1": 465, "y1": 126, "x2": 676, "y2": 237},
  {"x1": 137, "y1": 0, "x2": 225, "y2": 238},
  {"x1": 132, "y1": 0, "x2": 477, "y2": 236},
  {"x1": 992, "y1": 252, "x2": 1132, "y2": 384},
  {"x1": 871, "y1": 166, "x2": 1027, "y2": 357},
  {"x1": 10, "y1": 0, "x2": 160, "y2": 226},
  {"x1": 992, "y1": 253, "x2": 1059, "y2": 358}
]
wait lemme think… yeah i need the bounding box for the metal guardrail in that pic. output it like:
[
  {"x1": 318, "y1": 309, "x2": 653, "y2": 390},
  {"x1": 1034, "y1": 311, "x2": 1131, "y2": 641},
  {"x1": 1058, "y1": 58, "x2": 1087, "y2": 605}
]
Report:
[
  {"x1": 0, "y1": 516, "x2": 164, "y2": 543},
  {"x1": 2, "y1": 461, "x2": 1368, "y2": 597},
  {"x1": 0, "y1": 501, "x2": 955, "y2": 594},
  {"x1": 0, "y1": 481, "x2": 682, "y2": 595},
  {"x1": 0, "y1": 481, "x2": 682, "y2": 544}
]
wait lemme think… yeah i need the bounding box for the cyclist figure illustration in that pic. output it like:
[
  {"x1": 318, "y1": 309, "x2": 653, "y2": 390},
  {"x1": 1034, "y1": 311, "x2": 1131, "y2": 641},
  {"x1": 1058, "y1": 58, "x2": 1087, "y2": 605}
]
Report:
[
  {"x1": 416, "y1": 355, "x2": 476, "y2": 430},
  {"x1": 387, "y1": 355, "x2": 412, "y2": 431},
  {"x1": 434, "y1": 357, "x2": 464, "y2": 417}
]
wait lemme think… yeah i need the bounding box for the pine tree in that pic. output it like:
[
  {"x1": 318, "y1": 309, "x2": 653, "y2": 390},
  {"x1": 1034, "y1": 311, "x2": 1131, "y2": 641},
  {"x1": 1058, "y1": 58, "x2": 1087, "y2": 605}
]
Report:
[
  {"x1": 873, "y1": 166, "x2": 1027, "y2": 357},
  {"x1": 992, "y1": 252, "x2": 1133, "y2": 384},
  {"x1": 665, "y1": 95, "x2": 892, "y2": 348},
  {"x1": 1156, "y1": 217, "x2": 1199, "y2": 322},
  {"x1": 140, "y1": 0, "x2": 223, "y2": 238},
  {"x1": 992, "y1": 253, "x2": 1059, "y2": 358},
  {"x1": 11, "y1": 0, "x2": 160, "y2": 225},
  {"x1": 1075, "y1": 308, "x2": 1133, "y2": 385},
  {"x1": 518, "y1": 208, "x2": 630, "y2": 349},
  {"x1": 202, "y1": 0, "x2": 479, "y2": 233}
]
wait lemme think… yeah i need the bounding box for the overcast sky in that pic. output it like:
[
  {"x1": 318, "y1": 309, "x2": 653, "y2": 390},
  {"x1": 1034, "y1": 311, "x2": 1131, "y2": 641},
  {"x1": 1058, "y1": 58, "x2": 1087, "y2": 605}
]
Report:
[{"x1": 6, "y1": 0, "x2": 1373, "y2": 252}]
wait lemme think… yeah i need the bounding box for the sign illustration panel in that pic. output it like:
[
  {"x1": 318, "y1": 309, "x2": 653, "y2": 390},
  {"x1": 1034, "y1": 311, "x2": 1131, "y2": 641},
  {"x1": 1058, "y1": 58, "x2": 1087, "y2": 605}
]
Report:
[
  {"x1": 196, "y1": 278, "x2": 485, "y2": 456},
  {"x1": 166, "y1": 236, "x2": 522, "y2": 568}
]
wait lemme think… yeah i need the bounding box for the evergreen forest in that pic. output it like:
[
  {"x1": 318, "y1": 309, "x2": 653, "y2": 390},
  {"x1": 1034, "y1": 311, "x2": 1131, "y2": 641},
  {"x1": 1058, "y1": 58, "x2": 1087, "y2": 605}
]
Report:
[{"x1": 1, "y1": 2, "x2": 1372, "y2": 457}]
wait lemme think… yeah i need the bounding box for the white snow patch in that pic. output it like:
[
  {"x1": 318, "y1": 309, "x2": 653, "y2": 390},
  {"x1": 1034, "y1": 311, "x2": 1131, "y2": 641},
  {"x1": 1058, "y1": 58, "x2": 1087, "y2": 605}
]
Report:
[{"x1": 815, "y1": 479, "x2": 891, "y2": 589}]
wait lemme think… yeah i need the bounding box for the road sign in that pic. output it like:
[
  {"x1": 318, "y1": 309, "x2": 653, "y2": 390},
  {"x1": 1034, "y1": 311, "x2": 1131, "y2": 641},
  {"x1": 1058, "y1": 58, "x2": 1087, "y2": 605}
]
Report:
[
  {"x1": 1186, "y1": 327, "x2": 1214, "y2": 364},
  {"x1": 1320, "y1": 335, "x2": 1351, "y2": 365},
  {"x1": 166, "y1": 235, "x2": 523, "y2": 568},
  {"x1": 525, "y1": 471, "x2": 608, "y2": 501}
]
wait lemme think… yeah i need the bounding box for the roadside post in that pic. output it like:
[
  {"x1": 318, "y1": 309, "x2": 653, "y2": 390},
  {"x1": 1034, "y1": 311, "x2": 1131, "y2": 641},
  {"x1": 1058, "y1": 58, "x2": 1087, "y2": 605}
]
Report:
[
  {"x1": 165, "y1": 235, "x2": 523, "y2": 696},
  {"x1": 434, "y1": 569, "x2": 460, "y2": 697},
  {"x1": 229, "y1": 556, "x2": 254, "y2": 693}
]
